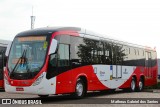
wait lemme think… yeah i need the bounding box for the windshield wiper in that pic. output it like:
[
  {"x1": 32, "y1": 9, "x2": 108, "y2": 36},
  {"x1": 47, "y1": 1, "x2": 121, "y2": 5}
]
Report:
[
  {"x1": 18, "y1": 49, "x2": 31, "y2": 74},
  {"x1": 10, "y1": 49, "x2": 27, "y2": 75},
  {"x1": 23, "y1": 49, "x2": 30, "y2": 73}
]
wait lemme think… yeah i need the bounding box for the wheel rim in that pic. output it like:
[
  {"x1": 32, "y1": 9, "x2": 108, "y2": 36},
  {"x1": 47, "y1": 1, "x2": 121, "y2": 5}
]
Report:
[
  {"x1": 131, "y1": 80, "x2": 135, "y2": 91},
  {"x1": 139, "y1": 80, "x2": 143, "y2": 90},
  {"x1": 76, "y1": 82, "x2": 83, "y2": 96}
]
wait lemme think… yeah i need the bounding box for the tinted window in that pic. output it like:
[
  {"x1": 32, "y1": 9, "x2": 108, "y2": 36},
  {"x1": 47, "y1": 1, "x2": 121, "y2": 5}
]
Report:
[
  {"x1": 58, "y1": 44, "x2": 70, "y2": 67},
  {"x1": 112, "y1": 43, "x2": 124, "y2": 65},
  {"x1": 151, "y1": 51, "x2": 157, "y2": 66},
  {"x1": 103, "y1": 41, "x2": 112, "y2": 65}
]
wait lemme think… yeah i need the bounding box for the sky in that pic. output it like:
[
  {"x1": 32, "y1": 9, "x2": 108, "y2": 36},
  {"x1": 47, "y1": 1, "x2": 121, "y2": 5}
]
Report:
[{"x1": 0, "y1": 0, "x2": 160, "y2": 57}]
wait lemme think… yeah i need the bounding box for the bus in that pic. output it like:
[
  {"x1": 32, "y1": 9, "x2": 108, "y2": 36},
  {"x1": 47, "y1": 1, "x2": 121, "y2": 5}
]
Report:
[
  {"x1": 0, "y1": 39, "x2": 11, "y2": 89},
  {"x1": 4, "y1": 27, "x2": 158, "y2": 98}
]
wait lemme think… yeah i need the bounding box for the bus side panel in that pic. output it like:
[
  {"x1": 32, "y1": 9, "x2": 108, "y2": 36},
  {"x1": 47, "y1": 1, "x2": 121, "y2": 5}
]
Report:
[
  {"x1": 55, "y1": 70, "x2": 74, "y2": 94},
  {"x1": 119, "y1": 65, "x2": 157, "y2": 89},
  {"x1": 55, "y1": 63, "x2": 157, "y2": 94},
  {"x1": 55, "y1": 65, "x2": 108, "y2": 94},
  {"x1": 144, "y1": 66, "x2": 158, "y2": 86},
  {"x1": 119, "y1": 67, "x2": 142, "y2": 88}
]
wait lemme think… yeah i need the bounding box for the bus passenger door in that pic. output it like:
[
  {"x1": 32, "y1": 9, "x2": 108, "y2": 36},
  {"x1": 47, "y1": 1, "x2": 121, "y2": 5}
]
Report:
[
  {"x1": 112, "y1": 44, "x2": 116, "y2": 78},
  {"x1": 145, "y1": 52, "x2": 152, "y2": 78},
  {"x1": 57, "y1": 44, "x2": 70, "y2": 72},
  {"x1": 56, "y1": 43, "x2": 73, "y2": 93},
  {"x1": 112, "y1": 44, "x2": 122, "y2": 79},
  {"x1": 116, "y1": 44, "x2": 122, "y2": 78},
  {"x1": 148, "y1": 52, "x2": 152, "y2": 77}
]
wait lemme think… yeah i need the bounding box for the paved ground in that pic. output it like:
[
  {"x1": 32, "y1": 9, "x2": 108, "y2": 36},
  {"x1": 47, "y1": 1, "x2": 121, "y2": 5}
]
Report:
[{"x1": 0, "y1": 89, "x2": 160, "y2": 107}]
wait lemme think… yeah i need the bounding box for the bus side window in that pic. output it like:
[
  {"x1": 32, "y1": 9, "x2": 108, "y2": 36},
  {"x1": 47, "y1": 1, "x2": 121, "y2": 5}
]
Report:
[{"x1": 58, "y1": 44, "x2": 70, "y2": 67}]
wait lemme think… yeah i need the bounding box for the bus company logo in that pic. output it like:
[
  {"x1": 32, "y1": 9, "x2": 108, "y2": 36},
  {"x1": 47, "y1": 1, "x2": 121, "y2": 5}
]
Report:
[
  {"x1": 123, "y1": 71, "x2": 128, "y2": 74},
  {"x1": 2, "y1": 99, "x2": 11, "y2": 104},
  {"x1": 100, "y1": 71, "x2": 105, "y2": 76},
  {"x1": 123, "y1": 69, "x2": 128, "y2": 74},
  {"x1": 123, "y1": 68, "x2": 128, "y2": 74}
]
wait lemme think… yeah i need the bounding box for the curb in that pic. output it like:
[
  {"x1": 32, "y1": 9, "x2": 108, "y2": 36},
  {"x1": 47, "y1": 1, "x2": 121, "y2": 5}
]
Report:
[
  {"x1": 144, "y1": 89, "x2": 160, "y2": 93},
  {"x1": 153, "y1": 90, "x2": 160, "y2": 93}
]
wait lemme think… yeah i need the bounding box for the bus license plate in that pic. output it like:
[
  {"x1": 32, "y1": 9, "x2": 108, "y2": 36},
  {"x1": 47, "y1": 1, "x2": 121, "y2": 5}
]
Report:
[{"x1": 16, "y1": 87, "x2": 24, "y2": 91}]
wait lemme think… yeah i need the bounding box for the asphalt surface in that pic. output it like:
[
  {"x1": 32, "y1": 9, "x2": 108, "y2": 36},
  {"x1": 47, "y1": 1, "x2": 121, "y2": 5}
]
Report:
[{"x1": 0, "y1": 89, "x2": 160, "y2": 107}]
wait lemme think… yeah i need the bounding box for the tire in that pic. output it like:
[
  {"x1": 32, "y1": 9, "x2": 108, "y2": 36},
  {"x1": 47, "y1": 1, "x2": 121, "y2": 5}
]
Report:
[
  {"x1": 38, "y1": 95, "x2": 49, "y2": 98},
  {"x1": 136, "y1": 78, "x2": 144, "y2": 92},
  {"x1": 130, "y1": 77, "x2": 136, "y2": 92},
  {"x1": 72, "y1": 78, "x2": 86, "y2": 99}
]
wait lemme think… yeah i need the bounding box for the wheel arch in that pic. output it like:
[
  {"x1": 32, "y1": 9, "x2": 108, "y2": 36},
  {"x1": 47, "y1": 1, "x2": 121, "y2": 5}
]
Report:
[
  {"x1": 75, "y1": 74, "x2": 88, "y2": 91},
  {"x1": 139, "y1": 75, "x2": 145, "y2": 86},
  {"x1": 132, "y1": 75, "x2": 137, "y2": 81}
]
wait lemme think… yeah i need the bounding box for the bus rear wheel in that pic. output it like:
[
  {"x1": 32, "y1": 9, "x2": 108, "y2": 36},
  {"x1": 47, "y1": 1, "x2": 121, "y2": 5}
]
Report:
[
  {"x1": 137, "y1": 78, "x2": 144, "y2": 92},
  {"x1": 72, "y1": 78, "x2": 86, "y2": 98},
  {"x1": 130, "y1": 77, "x2": 136, "y2": 92}
]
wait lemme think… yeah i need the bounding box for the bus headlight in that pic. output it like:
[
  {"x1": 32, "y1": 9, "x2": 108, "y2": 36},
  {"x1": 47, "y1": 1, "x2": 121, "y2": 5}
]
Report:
[{"x1": 32, "y1": 73, "x2": 44, "y2": 86}]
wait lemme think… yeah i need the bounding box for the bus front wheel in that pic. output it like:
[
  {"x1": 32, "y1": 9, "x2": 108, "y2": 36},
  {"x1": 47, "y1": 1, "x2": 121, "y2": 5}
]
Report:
[{"x1": 72, "y1": 78, "x2": 86, "y2": 98}]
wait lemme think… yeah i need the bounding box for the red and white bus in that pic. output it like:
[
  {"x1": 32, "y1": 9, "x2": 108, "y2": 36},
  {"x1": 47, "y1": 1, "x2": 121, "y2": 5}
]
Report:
[
  {"x1": 4, "y1": 27, "x2": 158, "y2": 98},
  {"x1": 0, "y1": 39, "x2": 11, "y2": 89}
]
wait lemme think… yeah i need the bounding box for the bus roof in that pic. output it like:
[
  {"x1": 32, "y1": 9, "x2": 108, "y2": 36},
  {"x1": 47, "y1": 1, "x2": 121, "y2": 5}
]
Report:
[
  {"x1": 16, "y1": 27, "x2": 81, "y2": 37},
  {"x1": 15, "y1": 27, "x2": 155, "y2": 51}
]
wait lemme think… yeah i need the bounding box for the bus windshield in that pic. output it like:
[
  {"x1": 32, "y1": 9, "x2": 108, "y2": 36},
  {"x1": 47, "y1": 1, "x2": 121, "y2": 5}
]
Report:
[{"x1": 8, "y1": 36, "x2": 48, "y2": 75}]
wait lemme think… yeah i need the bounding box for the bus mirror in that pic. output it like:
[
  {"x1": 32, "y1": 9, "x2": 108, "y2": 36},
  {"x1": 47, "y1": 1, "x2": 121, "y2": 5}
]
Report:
[
  {"x1": 5, "y1": 42, "x2": 12, "y2": 57},
  {"x1": 48, "y1": 39, "x2": 58, "y2": 55}
]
